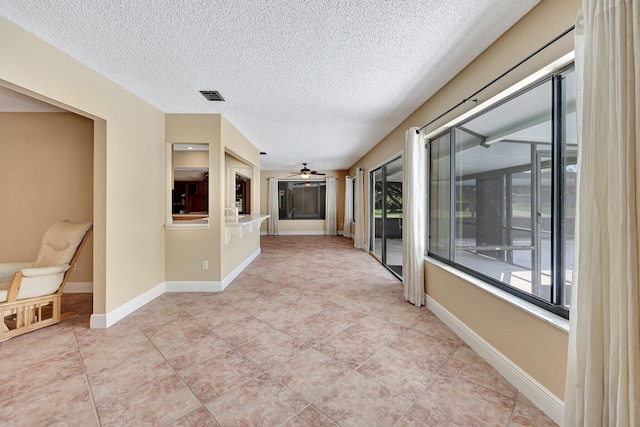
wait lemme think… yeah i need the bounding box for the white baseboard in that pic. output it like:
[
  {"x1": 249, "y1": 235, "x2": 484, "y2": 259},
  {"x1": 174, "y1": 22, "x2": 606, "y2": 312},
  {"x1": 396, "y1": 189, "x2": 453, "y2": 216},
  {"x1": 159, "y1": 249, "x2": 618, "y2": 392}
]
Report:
[
  {"x1": 260, "y1": 231, "x2": 268, "y2": 235},
  {"x1": 92, "y1": 249, "x2": 263, "y2": 329},
  {"x1": 338, "y1": 230, "x2": 344, "y2": 236},
  {"x1": 425, "y1": 295, "x2": 564, "y2": 424},
  {"x1": 165, "y1": 281, "x2": 223, "y2": 292},
  {"x1": 221, "y1": 248, "x2": 261, "y2": 290},
  {"x1": 279, "y1": 231, "x2": 326, "y2": 235},
  {"x1": 65, "y1": 282, "x2": 93, "y2": 293},
  {"x1": 89, "y1": 314, "x2": 107, "y2": 329},
  {"x1": 90, "y1": 282, "x2": 165, "y2": 329}
]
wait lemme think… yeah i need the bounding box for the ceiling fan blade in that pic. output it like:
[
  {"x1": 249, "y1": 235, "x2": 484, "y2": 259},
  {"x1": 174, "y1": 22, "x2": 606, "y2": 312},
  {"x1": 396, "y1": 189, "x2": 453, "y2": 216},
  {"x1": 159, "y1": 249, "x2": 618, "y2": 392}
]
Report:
[{"x1": 311, "y1": 171, "x2": 326, "y2": 175}]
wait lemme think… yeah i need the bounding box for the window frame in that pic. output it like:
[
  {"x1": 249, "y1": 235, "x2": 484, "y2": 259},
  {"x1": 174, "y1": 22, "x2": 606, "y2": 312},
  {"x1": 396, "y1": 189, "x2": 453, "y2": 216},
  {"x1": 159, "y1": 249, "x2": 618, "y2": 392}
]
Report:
[
  {"x1": 165, "y1": 143, "x2": 210, "y2": 229},
  {"x1": 277, "y1": 180, "x2": 327, "y2": 220},
  {"x1": 427, "y1": 64, "x2": 575, "y2": 319},
  {"x1": 351, "y1": 176, "x2": 357, "y2": 223}
]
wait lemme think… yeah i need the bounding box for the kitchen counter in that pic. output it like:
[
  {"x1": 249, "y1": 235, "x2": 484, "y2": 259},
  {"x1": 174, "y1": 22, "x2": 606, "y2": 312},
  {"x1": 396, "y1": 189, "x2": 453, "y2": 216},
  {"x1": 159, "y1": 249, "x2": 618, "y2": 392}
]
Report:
[{"x1": 225, "y1": 214, "x2": 270, "y2": 244}]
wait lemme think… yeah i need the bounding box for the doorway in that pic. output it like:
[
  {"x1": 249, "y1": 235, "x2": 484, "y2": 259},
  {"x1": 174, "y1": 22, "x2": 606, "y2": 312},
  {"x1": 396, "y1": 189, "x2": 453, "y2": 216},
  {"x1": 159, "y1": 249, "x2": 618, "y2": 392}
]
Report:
[
  {"x1": 370, "y1": 156, "x2": 403, "y2": 278},
  {"x1": 235, "y1": 174, "x2": 250, "y2": 214}
]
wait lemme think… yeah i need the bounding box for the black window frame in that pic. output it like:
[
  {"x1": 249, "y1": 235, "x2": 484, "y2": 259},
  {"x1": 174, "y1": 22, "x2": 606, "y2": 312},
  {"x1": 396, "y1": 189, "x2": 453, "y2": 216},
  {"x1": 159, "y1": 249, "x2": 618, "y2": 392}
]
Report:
[
  {"x1": 278, "y1": 180, "x2": 326, "y2": 220},
  {"x1": 351, "y1": 176, "x2": 357, "y2": 223},
  {"x1": 427, "y1": 64, "x2": 576, "y2": 319}
]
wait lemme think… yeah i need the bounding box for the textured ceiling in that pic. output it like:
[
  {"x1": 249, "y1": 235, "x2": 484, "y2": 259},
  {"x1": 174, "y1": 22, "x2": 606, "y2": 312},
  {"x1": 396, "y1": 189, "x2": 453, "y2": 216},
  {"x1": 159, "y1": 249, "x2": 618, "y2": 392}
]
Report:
[{"x1": 1, "y1": 0, "x2": 539, "y2": 171}]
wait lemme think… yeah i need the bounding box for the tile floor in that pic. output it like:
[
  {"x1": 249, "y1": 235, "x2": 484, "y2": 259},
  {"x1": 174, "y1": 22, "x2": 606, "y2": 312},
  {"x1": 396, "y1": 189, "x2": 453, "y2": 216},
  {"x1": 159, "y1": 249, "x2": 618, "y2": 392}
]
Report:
[{"x1": 0, "y1": 236, "x2": 557, "y2": 426}]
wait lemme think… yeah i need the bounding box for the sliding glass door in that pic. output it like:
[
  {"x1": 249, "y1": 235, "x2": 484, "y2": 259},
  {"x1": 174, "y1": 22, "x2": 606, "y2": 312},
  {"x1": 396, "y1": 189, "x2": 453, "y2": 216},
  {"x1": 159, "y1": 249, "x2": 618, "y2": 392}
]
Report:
[{"x1": 370, "y1": 157, "x2": 403, "y2": 278}]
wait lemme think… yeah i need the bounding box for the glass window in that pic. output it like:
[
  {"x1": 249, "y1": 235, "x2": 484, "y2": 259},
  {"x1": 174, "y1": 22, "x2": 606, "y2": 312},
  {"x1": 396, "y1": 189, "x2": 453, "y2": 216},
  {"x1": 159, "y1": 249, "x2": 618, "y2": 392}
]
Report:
[
  {"x1": 429, "y1": 132, "x2": 451, "y2": 260},
  {"x1": 371, "y1": 169, "x2": 383, "y2": 260},
  {"x1": 278, "y1": 181, "x2": 326, "y2": 220},
  {"x1": 427, "y1": 65, "x2": 576, "y2": 318},
  {"x1": 352, "y1": 177, "x2": 357, "y2": 222},
  {"x1": 369, "y1": 157, "x2": 404, "y2": 278},
  {"x1": 561, "y1": 68, "x2": 577, "y2": 308}
]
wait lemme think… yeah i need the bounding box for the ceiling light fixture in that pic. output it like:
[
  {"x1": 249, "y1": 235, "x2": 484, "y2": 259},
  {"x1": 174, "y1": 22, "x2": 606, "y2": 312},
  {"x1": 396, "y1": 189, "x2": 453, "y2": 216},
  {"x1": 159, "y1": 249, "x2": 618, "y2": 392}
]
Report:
[{"x1": 300, "y1": 172, "x2": 310, "y2": 179}]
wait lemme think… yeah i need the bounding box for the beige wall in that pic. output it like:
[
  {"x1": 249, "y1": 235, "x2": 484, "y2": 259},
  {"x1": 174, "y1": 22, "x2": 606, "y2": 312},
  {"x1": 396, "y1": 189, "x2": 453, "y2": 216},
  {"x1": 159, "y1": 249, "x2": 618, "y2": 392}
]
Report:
[
  {"x1": 426, "y1": 262, "x2": 568, "y2": 398},
  {"x1": 1, "y1": 17, "x2": 166, "y2": 314},
  {"x1": 220, "y1": 116, "x2": 261, "y2": 279},
  {"x1": 174, "y1": 150, "x2": 208, "y2": 168},
  {"x1": 165, "y1": 114, "x2": 261, "y2": 282},
  {"x1": 165, "y1": 114, "x2": 222, "y2": 281},
  {"x1": 0, "y1": 112, "x2": 94, "y2": 282},
  {"x1": 224, "y1": 152, "x2": 253, "y2": 211},
  {"x1": 173, "y1": 150, "x2": 209, "y2": 182},
  {"x1": 259, "y1": 170, "x2": 348, "y2": 234},
  {"x1": 347, "y1": 0, "x2": 581, "y2": 399}
]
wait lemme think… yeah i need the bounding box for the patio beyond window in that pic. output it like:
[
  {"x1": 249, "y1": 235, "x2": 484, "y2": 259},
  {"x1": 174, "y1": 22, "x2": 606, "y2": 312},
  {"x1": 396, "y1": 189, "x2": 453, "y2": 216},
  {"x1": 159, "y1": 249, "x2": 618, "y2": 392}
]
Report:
[{"x1": 428, "y1": 65, "x2": 576, "y2": 318}]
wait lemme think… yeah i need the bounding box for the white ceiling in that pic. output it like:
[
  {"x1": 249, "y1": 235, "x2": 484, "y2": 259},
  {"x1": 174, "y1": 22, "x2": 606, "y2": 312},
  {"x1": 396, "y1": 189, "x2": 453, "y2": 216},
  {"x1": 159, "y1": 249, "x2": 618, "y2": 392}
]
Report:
[{"x1": 1, "y1": 0, "x2": 539, "y2": 171}]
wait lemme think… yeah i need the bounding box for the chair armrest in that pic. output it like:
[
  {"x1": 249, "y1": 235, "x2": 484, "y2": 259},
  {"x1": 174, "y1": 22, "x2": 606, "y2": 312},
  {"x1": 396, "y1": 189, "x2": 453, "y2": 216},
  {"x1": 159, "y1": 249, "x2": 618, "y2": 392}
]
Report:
[
  {"x1": 20, "y1": 264, "x2": 70, "y2": 277},
  {"x1": 0, "y1": 262, "x2": 34, "y2": 282}
]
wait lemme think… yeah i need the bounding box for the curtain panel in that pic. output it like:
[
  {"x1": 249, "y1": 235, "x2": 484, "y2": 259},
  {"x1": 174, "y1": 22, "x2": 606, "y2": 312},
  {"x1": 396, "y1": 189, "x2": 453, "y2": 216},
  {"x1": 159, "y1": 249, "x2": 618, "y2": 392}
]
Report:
[
  {"x1": 402, "y1": 127, "x2": 426, "y2": 306},
  {"x1": 343, "y1": 176, "x2": 352, "y2": 238},
  {"x1": 563, "y1": 2, "x2": 640, "y2": 425},
  {"x1": 354, "y1": 168, "x2": 367, "y2": 250},
  {"x1": 325, "y1": 177, "x2": 337, "y2": 235},
  {"x1": 267, "y1": 177, "x2": 279, "y2": 236}
]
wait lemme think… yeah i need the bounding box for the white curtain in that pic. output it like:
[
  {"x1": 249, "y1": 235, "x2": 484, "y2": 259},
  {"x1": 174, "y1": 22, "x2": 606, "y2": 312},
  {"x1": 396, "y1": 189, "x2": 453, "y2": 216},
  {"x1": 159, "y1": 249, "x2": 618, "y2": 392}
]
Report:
[
  {"x1": 402, "y1": 127, "x2": 426, "y2": 306},
  {"x1": 267, "y1": 177, "x2": 279, "y2": 236},
  {"x1": 563, "y1": 2, "x2": 639, "y2": 426},
  {"x1": 325, "y1": 177, "x2": 337, "y2": 235},
  {"x1": 354, "y1": 168, "x2": 367, "y2": 250},
  {"x1": 343, "y1": 176, "x2": 352, "y2": 238}
]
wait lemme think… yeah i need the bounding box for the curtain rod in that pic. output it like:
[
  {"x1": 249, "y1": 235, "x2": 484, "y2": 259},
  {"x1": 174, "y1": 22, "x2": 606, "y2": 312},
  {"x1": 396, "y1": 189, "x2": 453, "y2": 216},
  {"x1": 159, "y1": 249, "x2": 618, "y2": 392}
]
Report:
[{"x1": 416, "y1": 25, "x2": 575, "y2": 134}]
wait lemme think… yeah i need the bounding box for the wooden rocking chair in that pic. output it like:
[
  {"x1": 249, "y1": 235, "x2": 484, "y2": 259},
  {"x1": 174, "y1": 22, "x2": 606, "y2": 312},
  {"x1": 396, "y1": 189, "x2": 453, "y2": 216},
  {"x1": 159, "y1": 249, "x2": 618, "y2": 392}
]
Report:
[{"x1": 0, "y1": 220, "x2": 92, "y2": 342}]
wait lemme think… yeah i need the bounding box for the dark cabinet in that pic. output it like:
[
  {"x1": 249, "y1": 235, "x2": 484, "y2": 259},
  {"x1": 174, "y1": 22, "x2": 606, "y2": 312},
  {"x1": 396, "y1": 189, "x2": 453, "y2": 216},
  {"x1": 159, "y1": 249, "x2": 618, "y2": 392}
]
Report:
[
  {"x1": 172, "y1": 181, "x2": 208, "y2": 214},
  {"x1": 235, "y1": 175, "x2": 250, "y2": 214}
]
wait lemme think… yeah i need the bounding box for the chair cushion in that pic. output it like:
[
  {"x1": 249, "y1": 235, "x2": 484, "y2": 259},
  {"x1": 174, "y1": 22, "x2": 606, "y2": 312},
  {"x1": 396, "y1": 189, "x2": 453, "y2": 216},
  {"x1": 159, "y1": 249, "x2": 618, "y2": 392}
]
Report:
[
  {"x1": 0, "y1": 267, "x2": 69, "y2": 302},
  {"x1": 0, "y1": 282, "x2": 9, "y2": 303},
  {"x1": 0, "y1": 262, "x2": 34, "y2": 282},
  {"x1": 34, "y1": 220, "x2": 92, "y2": 268},
  {"x1": 16, "y1": 273, "x2": 66, "y2": 300}
]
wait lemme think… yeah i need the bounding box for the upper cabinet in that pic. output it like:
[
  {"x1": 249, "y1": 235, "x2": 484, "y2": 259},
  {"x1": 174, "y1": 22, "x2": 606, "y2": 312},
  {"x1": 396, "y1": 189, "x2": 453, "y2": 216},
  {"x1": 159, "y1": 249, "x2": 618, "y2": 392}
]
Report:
[{"x1": 172, "y1": 179, "x2": 208, "y2": 214}]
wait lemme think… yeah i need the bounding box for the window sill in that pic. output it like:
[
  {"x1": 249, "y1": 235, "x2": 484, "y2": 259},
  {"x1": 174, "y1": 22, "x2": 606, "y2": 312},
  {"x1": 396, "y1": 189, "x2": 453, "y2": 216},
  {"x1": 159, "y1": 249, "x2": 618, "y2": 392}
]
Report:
[{"x1": 424, "y1": 256, "x2": 569, "y2": 333}]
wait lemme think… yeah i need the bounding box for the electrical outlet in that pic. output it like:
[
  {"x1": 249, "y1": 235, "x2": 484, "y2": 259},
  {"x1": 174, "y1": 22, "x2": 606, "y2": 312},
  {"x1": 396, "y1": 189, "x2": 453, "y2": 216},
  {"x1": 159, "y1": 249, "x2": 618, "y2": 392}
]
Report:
[{"x1": 202, "y1": 260, "x2": 209, "y2": 270}]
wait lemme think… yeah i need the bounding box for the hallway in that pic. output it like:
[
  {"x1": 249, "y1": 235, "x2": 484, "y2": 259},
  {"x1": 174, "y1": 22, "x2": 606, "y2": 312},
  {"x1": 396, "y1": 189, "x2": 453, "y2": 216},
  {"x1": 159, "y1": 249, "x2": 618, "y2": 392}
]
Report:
[{"x1": 0, "y1": 236, "x2": 555, "y2": 426}]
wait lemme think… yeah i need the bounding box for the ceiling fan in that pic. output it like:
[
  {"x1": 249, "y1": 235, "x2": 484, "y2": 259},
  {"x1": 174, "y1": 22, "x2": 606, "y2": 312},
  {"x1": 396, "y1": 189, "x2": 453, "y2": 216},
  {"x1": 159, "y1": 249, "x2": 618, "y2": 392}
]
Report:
[{"x1": 288, "y1": 163, "x2": 326, "y2": 180}]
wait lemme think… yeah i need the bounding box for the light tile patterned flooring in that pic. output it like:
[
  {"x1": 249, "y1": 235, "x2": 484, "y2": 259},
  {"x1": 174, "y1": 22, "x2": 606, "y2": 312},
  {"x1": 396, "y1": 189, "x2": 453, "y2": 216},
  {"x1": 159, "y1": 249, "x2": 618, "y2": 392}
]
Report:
[{"x1": 0, "y1": 236, "x2": 557, "y2": 426}]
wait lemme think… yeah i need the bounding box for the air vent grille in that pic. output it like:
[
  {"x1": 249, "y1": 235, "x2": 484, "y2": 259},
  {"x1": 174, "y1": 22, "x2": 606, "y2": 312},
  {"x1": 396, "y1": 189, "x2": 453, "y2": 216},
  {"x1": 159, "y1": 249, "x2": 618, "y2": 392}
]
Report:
[{"x1": 199, "y1": 90, "x2": 225, "y2": 101}]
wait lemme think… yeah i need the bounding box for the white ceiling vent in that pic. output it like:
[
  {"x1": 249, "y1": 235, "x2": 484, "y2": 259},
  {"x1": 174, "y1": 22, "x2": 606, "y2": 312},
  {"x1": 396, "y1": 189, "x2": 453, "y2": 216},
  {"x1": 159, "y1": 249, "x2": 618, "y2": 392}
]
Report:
[{"x1": 199, "y1": 90, "x2": 225, "y2": 101}]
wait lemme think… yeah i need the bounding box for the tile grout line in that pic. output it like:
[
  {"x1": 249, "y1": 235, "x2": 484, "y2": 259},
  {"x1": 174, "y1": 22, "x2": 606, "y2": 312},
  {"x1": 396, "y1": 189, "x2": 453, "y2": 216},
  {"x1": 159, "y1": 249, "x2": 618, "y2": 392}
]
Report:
[
  {"x1": 71, "y1": 322, "x2": 104, "y2": 427},
  {"x1": 3, "y1": 236, "x2": 555, "y2": 426},
  {"x1": 136, "y1": 297, "x2": 231, "y2": 426}
]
